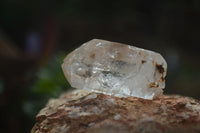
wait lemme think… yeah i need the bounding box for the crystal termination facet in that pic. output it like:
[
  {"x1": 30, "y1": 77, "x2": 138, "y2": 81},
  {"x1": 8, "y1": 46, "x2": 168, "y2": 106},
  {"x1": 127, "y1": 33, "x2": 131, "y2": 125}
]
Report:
[{"x1": 62, "y1": 39, "x2": 167, "y2": 99}]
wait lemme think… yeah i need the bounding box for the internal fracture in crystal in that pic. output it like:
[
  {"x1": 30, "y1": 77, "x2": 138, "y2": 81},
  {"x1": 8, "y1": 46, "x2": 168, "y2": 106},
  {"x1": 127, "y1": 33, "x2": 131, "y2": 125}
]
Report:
[{"x1": 62, "y1": 39, "x2": 167, "y2": 99}]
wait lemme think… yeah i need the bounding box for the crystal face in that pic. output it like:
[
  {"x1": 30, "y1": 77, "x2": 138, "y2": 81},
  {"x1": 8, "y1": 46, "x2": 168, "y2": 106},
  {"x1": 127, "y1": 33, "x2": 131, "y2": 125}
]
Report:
[{"x1": 62, "y1": 39, "x2": 167, "y2": 99}]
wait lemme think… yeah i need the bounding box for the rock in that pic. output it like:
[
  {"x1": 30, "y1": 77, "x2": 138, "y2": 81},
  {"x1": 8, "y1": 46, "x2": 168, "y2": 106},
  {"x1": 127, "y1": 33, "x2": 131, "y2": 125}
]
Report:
[
  {"x1": 62, "y1": 39, "x2": 167, "y2": 99},
  {"x1": 31, "y1": 90, "x2": 200, "y2": 133}
]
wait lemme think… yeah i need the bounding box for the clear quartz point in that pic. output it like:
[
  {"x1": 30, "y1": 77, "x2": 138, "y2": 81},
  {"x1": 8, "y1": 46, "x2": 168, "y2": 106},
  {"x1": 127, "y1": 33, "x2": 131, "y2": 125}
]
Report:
[{"x1": 62, "y1": 39, "x2": 167, "y2": 99}]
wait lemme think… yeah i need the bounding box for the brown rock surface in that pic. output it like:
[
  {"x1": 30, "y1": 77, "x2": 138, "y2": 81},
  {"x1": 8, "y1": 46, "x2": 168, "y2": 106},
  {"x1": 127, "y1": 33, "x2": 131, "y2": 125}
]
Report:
[{"x1": 31, "y1": 90, "x2": 200, "y2": 133}]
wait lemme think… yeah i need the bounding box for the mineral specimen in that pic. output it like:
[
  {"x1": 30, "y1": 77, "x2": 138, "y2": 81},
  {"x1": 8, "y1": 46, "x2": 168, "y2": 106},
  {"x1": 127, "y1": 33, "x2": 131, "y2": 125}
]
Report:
[{"x1": 62, "y1": 39, "x2": 167, "y2": 99}]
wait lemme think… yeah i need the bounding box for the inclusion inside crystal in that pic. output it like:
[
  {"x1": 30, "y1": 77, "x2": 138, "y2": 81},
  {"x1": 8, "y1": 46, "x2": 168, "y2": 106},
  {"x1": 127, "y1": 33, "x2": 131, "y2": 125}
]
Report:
[{"x1": 62, "y1": 39, "x2": 167, "y2": 99}]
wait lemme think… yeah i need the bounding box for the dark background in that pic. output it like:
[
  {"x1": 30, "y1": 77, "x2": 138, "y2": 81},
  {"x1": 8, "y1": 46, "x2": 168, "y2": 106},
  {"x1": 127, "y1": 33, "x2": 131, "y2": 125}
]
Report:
[{"x1": 0, "y1": 0, "x2": 200, "y2": 132}]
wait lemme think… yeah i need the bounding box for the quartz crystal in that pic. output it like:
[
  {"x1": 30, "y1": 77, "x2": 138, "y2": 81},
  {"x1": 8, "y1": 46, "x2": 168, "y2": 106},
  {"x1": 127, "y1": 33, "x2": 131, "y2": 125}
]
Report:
[{"x1": 62, "y1": 39, "x2": 167, "y2": 99}]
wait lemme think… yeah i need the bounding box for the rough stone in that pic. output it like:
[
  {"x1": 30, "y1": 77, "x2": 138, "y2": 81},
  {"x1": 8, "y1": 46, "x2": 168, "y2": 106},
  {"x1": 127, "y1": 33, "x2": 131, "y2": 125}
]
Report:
[
  {"x1": 31, "y1": 90, "x2": 200, "y2": 133},
  {"x1": 62, "y1": 39, "x2": 167, "y2": 99}
]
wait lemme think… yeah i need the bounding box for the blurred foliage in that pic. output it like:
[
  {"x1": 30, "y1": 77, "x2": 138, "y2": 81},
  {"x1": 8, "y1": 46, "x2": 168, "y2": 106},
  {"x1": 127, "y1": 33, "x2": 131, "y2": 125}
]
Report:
[
  {"x1": 20, "y1": 52, "x2": 71, "y2": 129},
  {"x1": 31, "y1": 52, "x2": 70, "y2": 96}
]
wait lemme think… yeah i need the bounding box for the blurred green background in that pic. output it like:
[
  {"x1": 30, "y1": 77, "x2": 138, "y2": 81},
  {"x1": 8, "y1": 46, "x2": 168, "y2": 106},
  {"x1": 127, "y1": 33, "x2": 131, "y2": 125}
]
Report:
[{"x1": 0, "y1": 0, "x2": 200, "y2": 132}]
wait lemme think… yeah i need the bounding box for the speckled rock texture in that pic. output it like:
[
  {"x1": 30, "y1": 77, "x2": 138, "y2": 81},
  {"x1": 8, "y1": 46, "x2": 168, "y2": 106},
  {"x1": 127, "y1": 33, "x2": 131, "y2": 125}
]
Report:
[{"x1": 31, "y1": 90, "x2": 200, "y2": 133}]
